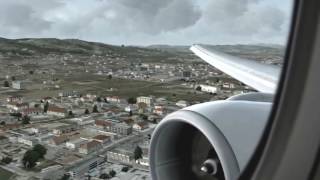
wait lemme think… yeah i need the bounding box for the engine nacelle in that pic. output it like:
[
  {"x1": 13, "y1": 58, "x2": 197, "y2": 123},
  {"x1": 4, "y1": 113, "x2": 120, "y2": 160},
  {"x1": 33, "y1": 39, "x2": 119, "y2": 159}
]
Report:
[{"x1": 150, "y1": 96, "x2": 272, "y2": 180}]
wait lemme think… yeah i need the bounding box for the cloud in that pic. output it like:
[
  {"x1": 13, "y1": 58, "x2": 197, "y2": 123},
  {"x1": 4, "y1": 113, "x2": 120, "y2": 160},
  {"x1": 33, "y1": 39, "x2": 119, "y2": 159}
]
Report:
[{"x1": 0, "y1": 0, "x2": 292, "y2": 45}]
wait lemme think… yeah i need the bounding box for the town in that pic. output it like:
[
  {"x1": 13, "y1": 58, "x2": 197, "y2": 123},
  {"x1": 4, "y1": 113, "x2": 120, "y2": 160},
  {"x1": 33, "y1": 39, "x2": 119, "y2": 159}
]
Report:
[{"x1": 0, "y1": 38, "x2": 283, "y2": 180}]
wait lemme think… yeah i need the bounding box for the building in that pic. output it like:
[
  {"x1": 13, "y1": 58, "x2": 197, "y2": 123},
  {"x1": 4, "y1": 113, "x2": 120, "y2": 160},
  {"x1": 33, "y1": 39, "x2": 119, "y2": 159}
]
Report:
[
  {"x1": 66, "y1": 138, "x2": 88, "y2": 150},
  {"x1": 12, "y1": 81, "x2": 28, "y2": 90},
  {"x1": 6, "y1": 102, "x2": 29, "y2": 112},
  {"x1": 107, "y1": 149, "x2": 134, "y2": 165},
  {"x1": 47, "y1": 106, "x2": 67, "y2": 117},
  {"x1": 95, "y1": 120, "x2": 112, "y2": 130},
  {"x1": 153, "y1": 105, "x2": 165, "y2": 115},
  {"x1": 58, "y1": 91, "x2": 80, "y2": 97},
  {"x1": 52, "y1": 124, "x2": 77, "y2": 135},
  {"x1": 40, "y1": 165, "x2": 65, "y2": 180},
  {"x1": 110, "y1": 123, "x2": 132, "y2": 135},
  {"x1": 199, "y1": 84, "x2": 218, "y2": 94},
  {"x1": 137, "y1": 96, "x2": 154, "y2": 106},
  {"x1": 79, "y1": 140, "x2": 101, "y2": 154},
  {"x1": 176, "y1": 100, "x2": 189, "y2": 108},
  {"x1": 68, "y1": 157, "x2": 104, "y2": 178},
  {"x1": 6, "y1": 96, "x2": 23, "y2": 103},
  {"x1": 22, "y1": 108, "x2": 43, "y2": 116},
  {"x1": 133, "y1": 122, "x2": 149, "y2": 131},
  {"x1": 18, "y1": 136, "x2": 39, "y2": 146},
  {"x1": 49, "y1": 135, "x2": 69, "y2": 146},
  {"x1": 92, "y1": 135, "x2": 111, "y2": 144},
  {"x1": 106, "y1": 96, "x2": 121, "y2": 103}
]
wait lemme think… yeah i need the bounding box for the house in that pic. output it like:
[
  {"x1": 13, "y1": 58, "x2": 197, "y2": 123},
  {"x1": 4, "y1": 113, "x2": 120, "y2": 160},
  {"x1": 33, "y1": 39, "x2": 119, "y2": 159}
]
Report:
[
  {"x1": 176, "y1": 100, "x2": 189, "y2": 108},
  {"x1": 66, "y1": 138, "x2": 88, "y2": 150},
  {"x1": 107, "y1": 149, "x2": 133, "y2": 165},
  {"x1": 6, "y1": 96, "x2": 23, "y2": 103},
  {"x1": 50, "y1": 135, "x2": 69, "y2": 146},
  {"x1": 58, "y1": 91, "x2": 80, "y2": 97},
  {"x1": 30, "y1": 126, "x2": 49, "y2": 134},
  {"x1": 137, "y1": 96, "x2": 154, "y2": 106},
  {"x1": 111, "y1": 123, "x2": 133, "y2": 135},
  {"x1": 199, "y1": 84, "x2": 218, "y2": 93},
  {"x1": 22, "y1": 108, "x2": 42, "y2": 116},
  {"x1": 12, "y1": 81, "x2": 28, "y2": 90},
  {"x1": 47, "y1": 106, "x2": 66, "y2": 117},
  {"x1": 133, "y1": 122, "x2": 149, "y2": 131},
  {"x1": 6, "y1": 102, "x2": 29, "y2": 112},
  {"x1": 92, "y1": 135, "x2": 111, "y2": 144},
  {"x1": 18, "y1": 136, "x2": 39, "y2": 146},
  {"x1": 95, "y1": 120, "x2": 112, "y2": 130},
  {"x1": 153, "y1": 105, "x2": 165, "y2": 115},
  {"x1": 68, "y1": 157, "x2": 103, "y2": 178},
  {"x1": 106, "y1": 96, "x2": 121, "y2": 103},
  {"x1": 79, "y1": 140, "x2": 101, "y2": 154},
  {"x1": 52, "y1": 124, "x2": 77, "y2": 135}
]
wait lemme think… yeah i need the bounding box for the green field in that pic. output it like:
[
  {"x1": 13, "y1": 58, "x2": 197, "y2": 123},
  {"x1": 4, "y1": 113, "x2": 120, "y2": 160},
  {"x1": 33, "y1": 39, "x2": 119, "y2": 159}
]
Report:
[{"x1": 0, "y1": 167, "x2": 14, "y2": 180}]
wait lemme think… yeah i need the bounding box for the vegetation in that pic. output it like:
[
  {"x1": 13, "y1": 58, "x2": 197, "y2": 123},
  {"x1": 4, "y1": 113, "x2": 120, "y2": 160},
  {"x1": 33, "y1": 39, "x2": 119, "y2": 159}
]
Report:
[
  {"x1": 33, "y1": 144, "x2": 47, "y2": 158},
  {"x1": 3, "y1": 80, "x2": 9, "y2": 87},
  {"x1": 1, "y1": 157, "x2": 12, "y2": 164},
  {"x1": 84, "y1": 108, "x2": 90, "y2": 114},
  {"x1": 99, "y1": 173, "x2": 110, "y2": 179},
  {"x1": 59, "y1": 174, "x2": 70, "y2": 180},
  {"x1": 0, "y1": 121, "x2": 5, "y2": 126},
  {"x1": 196, "y1": 86, "x2": 202, "y2": 91},
  {"x1": 127, "y1": 97, "x2": 137, "y2": 104},
  {"x1": 109, "y1": 170, "x2": 116, "y2": 177},
  {"x1": 43, "y1": 102, "x2": 49, "y2": 113},
  {"x1": 121, "y1": 166, "x2": 130, "y2": 172},
  {"x1": 22, "y1": 150, "x2": 40, "y2": 168},
  {"x1": 21, "y1": 115, "x2": 30, "y2": 125},
  {"x1": 134, "y1": 146, "x2": 143, "y2": 160},
  {"x1": 92, "y1": 105, "x2": 99, "y2": 113},
  {"x1": 22, "y1": 144, "x2": 47, "y2": 168},
  {"x1": 68, "y1": 110, "x2": 74, "y2": 117}
]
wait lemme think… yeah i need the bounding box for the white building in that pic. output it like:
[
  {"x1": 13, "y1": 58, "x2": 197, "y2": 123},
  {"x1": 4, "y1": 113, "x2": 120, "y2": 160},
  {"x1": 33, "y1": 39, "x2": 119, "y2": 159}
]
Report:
[
  {"x1": 66, "y1": 138, "x2": 88, "y2": 150},
  {"x1": 137, "y1": 96, "x2": 154, "y2": 106},
  {"x1": 40, "y1": 165, "x2": 65, "y2": 180},
  {"x1": 199, "y1": 84, "x2": 218, "y2": 93},
  {"x1": 18, "y1": 136, "x2": 38, "y2": 146},
  {"x1": 12, "y1": 81, "x2": 28, "y2": 90},
  {"x1": 176, "y1": 100, "x2": 189, "y2": 108}
]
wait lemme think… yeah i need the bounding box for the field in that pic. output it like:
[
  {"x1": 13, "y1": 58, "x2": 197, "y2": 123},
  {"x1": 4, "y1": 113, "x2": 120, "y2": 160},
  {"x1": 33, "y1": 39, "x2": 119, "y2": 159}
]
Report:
[
  {"x1": 0, "y1": 73, "x2": 215, "y2": 103},
  {"x1": 0, "y1": 167, "x2": 14, "y2": 180}
]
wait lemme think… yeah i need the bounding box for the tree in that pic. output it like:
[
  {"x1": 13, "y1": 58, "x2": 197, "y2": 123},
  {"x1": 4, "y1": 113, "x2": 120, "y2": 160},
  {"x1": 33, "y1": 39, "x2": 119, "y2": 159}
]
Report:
[
  {"x1": 22, "y1": 150, "x2": 40, "y2": 168},
  {"x1": 99, "y1": 173, "x2": 110, "y2": 179},
  {"x1": 107, "y1": 74, "x2": 112, "y2": 79},
  {"x1": 59, "y1": 174, "x2": 70, "y2": 180},
  {"x1": 84, "y1": 109, "x2": 90, "y2": 114},
  {"x1": 96, "y1": 97, "x2": 102, "y2": 102},
  {"x1": 11, "y1": 76, "x2": 16, "y2": 81},
  {"x1": 109, "y1": 170, "x2": 116, "y2": 177},
  {"x1": 0, "y1": 121, "x2": 5, "y2": 126},
  {"x1": 134, "y1": 146, "x2": 143, "y2": 160},
  {"x1": 68, "y1": 111, "x2": 74, "y2": 117},
  {"x1": 29, "y1": 70, "x2": 34, "y2": 75},
  {"x1": 129, "y1": 111, "x2": 133, "y2": 116},
  {"x1": 127, "y1": 97, "x2": 137, "y2": 104},
  {"x1": 3, "y1": 81, "x2": 9, "y2": 87},
  {"x1": 22, "y1": 115, "x2": 30, "y2": 125},
  {"x1": 1, "y1": 157, "x2": 12, "y2": 164},
  {"x1": 121, "y1": 166, "x2": 129, "y2": 172},
  {"x1": 92, "y1": 105, "x2": 99, "y2": 113},
  {"x1": 33, "y1": 144, "x2": 47, "y2": 159},
  {"x1": 196, "y1": 86, "x2": 202, "y2": 91},
  {"x1": 43, "y1": 102, "x2": 49, "y2": 113}
]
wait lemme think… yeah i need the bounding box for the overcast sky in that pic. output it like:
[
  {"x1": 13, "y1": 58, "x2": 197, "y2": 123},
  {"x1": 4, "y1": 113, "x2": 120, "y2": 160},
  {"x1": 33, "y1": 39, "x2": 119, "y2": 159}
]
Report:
[{"x1": 0, "y1": 0, "x2": 293, "y2": 46}]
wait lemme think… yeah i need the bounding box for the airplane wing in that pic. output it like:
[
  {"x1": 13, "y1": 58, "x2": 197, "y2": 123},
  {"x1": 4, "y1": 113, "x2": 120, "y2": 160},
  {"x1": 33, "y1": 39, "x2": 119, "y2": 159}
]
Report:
[{"x1": 190, "y1": 45, "x2": 281, "y2": 93}]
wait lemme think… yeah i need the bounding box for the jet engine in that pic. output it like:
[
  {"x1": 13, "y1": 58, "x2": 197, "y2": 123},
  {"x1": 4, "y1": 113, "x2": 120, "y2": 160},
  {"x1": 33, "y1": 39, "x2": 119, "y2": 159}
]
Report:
[{"x1": 150, "y1": 93, "x2": 272, "y2": 180}]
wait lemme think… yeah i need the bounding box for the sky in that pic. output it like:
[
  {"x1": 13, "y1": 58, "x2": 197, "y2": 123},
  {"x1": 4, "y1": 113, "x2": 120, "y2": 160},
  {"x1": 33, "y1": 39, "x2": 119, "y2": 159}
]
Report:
[{"x1": 0, "y1": 0, "x2": 294, "y2": 46}]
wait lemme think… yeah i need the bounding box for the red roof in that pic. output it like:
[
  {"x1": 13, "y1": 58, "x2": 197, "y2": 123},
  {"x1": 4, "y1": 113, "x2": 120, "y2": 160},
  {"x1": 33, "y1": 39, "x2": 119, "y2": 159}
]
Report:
[
  {"x1": 95, "y1": 120, "x2": 112, "y2": 127},
  {"x1": 48, "y1": 106, "x2": 66, "y2": 113}
]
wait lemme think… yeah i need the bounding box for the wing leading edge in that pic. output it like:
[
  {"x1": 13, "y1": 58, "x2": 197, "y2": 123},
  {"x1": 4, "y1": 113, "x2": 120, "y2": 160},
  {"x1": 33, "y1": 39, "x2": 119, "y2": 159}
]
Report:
[{"x1": 190, "y1": 45, "x2": 281, "y2": 93}]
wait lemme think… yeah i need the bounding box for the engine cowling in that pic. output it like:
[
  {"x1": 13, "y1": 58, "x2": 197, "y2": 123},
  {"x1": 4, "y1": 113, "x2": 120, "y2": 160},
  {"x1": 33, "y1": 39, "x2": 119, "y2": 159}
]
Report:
[{"x1": 150, "y1": 96, "x2": 272, "y2": 180}]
